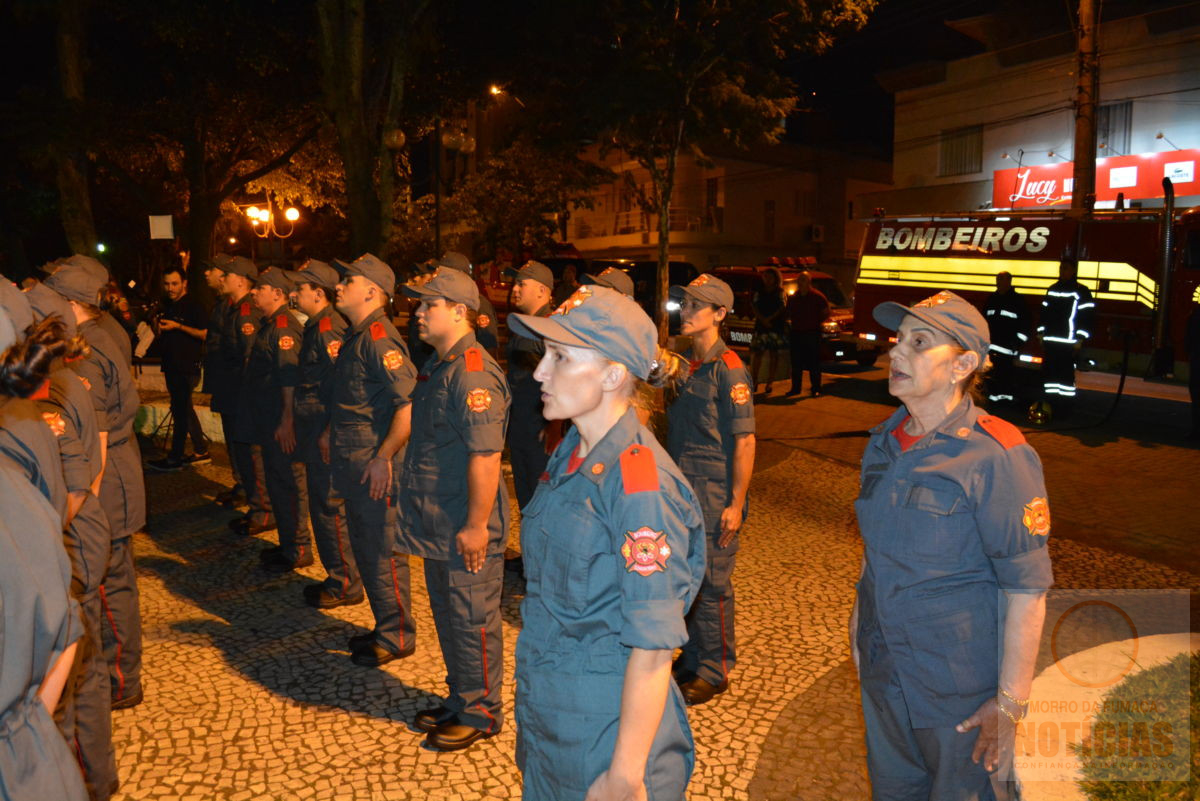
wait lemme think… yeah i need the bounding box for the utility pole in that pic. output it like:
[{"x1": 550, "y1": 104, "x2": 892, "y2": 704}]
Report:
[{"x1": 1070, "y1": 0, "x2": 1099, "y2": 215}]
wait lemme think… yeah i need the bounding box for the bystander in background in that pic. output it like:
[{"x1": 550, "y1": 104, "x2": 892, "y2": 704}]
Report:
[{"x1": 147, "y1": 262, "x2": 210, "y2": 472}]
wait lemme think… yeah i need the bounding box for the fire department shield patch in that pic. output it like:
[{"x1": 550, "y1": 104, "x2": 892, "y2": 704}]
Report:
[
  {"x1": 551, "y1": 285, "x2": 593, "y2": 316},
  {"x1": 278, "y1": 335, "x2": 295, "y2": 351},
  {"x1": 241, "y1": 322, "x2": 255, "y2": 336},
  {"x1": 465, "y1": 388, "x2": 492, "y2": 413},
  {"x1": 1022, "y1": 497, "x2": 1051, "y2": 537},
  {"x1": 382, "y1": 350, "x2": 403, "y2": 370},
  {"x1": 477, "y1": 314, "x2": 491, "y2": 329},
  {"x1": 621, "y1": 527, "x2": 671, "y2": 577},
  {"x1": 42, "y1": 411, "x2": 66, "y2": 437},
  {"x1": 915, "y1": 290, "x2": 954, "y2": 309},
  {"x1": 730, "y1": 382, "x2": 751, "y2": 406}
]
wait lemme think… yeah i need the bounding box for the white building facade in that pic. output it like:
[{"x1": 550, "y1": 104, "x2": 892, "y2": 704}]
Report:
[{"x1": 860, "y1": 8, "x2": 1200, "y2": 215}]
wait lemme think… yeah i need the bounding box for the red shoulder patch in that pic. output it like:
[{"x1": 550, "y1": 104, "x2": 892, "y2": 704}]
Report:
[
  {"x1": 619, "y1": 444, "x2": 659, "y2": 494},
  {"x1": 977, "y1": 414, "x2": 1026, "y2": 449},
  {"x1": 463, "y1": 347, "x2": 484, "y2": 372},
  {"x1": 318, "y1": 316, "x2": 332, "y2": 333},
  {"x1": 369, "y1": 321, "x2": 386, "y2": 341},
  {"x1": 720, "y1": 350, "x2": 744, "y2": 369},
  {"x1": 275, "y1": 314, "x2": 289, "y2": 328},
  {"x1": 239, "y1": 302, "x2": 251, "y2": 317}
]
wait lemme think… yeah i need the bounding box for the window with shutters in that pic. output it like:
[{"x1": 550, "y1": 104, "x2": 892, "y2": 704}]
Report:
[
  {"x1": 938, "y1": 125, "x2": 983, "y2": 177},
  {"x1": 1096, "y1": 101, "x2": 1132, "y2": 157}
]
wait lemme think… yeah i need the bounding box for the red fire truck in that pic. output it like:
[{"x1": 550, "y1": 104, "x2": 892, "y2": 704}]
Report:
[{"x1": 845, "y1": 205, "x2": 1200, "y2": 376}]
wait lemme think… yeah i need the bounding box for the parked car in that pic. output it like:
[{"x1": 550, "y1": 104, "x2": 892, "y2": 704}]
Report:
[{"x1": 711, "y1": 265, "x2": 869, "y2": 364}]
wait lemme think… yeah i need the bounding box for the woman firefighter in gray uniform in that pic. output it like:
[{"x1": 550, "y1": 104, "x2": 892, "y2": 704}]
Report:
[
  {"x1": 44, "y1": 261, "x2": 147, "y2": 710},
  {"x1": 851, "y1": 291, "x2": 1052, "y2": 801},
  {"x1": 666, "y1": 274, "x2": 755, "y2": 707},
  {"x1": 508, "y1": 285, "x2": 706, "y2": 801},
  {"x1": 0, "y1": 302, "x2": 88, "y2": 801}
]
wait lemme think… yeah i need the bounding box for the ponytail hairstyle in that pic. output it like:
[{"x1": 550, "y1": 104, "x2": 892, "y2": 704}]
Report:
[
  {"x1": 629, "y1": 346, "x2": 689, "y2": 412},
  {"x1": 0, "y1": 317, "x2": 65, "y2": 398}
]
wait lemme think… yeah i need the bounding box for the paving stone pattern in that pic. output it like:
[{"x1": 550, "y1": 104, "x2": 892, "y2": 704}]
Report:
[{"x1": 116, "y1": 366, "x2": 1199, "y2": 800}]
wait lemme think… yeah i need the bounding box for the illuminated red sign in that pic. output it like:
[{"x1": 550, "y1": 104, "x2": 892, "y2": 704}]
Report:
[{"x1": 992, "y1": 148, "x2": 1200, "y2": 209}]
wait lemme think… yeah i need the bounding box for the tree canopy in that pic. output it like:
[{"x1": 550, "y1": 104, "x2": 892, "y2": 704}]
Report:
[{"x1": 0, "y1": 0, "x2": 877, "y2": 290}]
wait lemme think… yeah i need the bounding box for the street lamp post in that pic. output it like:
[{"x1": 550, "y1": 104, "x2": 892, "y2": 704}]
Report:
[{"x1": 239, "y1": 196, "x2": 300, "y2": 260}]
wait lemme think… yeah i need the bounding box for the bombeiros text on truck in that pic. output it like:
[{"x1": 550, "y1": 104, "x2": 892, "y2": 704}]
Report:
[{"x1": 846, "y1": 187, "x2": 1200, "y2": 378}]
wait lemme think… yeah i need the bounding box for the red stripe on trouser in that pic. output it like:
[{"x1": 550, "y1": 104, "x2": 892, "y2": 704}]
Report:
[
  {"x1": 334, "y1": 514, "x2": 349, "y2": 596},
  {"x1": 475, "y1": 627, "x2": 497, "y2": 733},
  {"x1": 254, "y1": 453, "x2": 267, "y2": 521},
  {"x1": 98, "y1": 585, "x2": 127, "y2": 699},
  {"x1": 389, "y1": 557, "x2": 405, "y2": 649},
  {"x1": 292, "y1": 491, "x2": 305, "y2": 560},
  {"x1": 718, "y1": 596, "x2": 729, "y2": 682}
]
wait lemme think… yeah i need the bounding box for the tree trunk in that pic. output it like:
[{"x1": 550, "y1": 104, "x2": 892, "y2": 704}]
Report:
[
  {"x1": 182, "y1": 199, "x2": 220, "y2": 281},
  {"x1": 653, "y1": 119, "x2": 685, "y2": 345},
  {"x1": 317, "y1": 0, "x2": 384, "y2": 256},
  {"x1": 54, "y1": 0, "x2": 97, "y2": 255}
]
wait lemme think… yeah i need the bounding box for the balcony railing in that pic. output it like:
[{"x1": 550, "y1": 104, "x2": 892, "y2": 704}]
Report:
[{"x1": 576, "y1": 206, "x2": 723, "y2": 240}]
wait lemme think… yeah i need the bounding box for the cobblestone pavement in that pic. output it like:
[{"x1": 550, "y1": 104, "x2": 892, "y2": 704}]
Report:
[{"x1": 116, "y1": 364, "x2": 1198, "y2": 800}]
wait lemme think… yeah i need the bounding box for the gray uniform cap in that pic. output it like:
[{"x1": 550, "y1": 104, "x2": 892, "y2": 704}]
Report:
[
  {"x1": 44, "y1": 262, "x2": 106, "y2": 305},
  {"x1": 437, "y1": 251, "x2": 473, "y2": 275},
  {"x1": 873, "y1": 290, "x2": 990, "y2": 363},
  {"x1": 401, "y1": 266, "x2": 480, "y2": 311},
  {"x1": 511, "y1": 261, "x2": 554, "y2": 291},
  {"x1": 63, "y1": 254, "x2": 110, "y2": 282},
  {"x1": 0, "y1": 279, "x2": 34, "y2": 335},
  {"x1": 257, "y1": 267, "x2": 296, "y2": 293},
  {"x1": 343, "y1": 253, "x2": 397, "y2": 298},
  {"x1": 293, "y1": 259, "x2": 341, "y2": 289},
  {"x1": 206, "y1": 252, "x2": 235, "y2": 270},
  {"x1": 24, "y1": 282, "x2": 78, "y2": 337},
  {"x1": 0, "y1": 305, "x2": 15, "y2": 352},
  {"x1": 223, "y1": 256, "x2": 259, "y2": 281},
  {"x1": 508, "y1": 285, "x2": 657, "y2": 380},
  {"x1": 583, "y1": 266, "x2": 635, "y2": 297},
  {"x1": 670, "y1": 273, "x2": 734, "y2": 310}
]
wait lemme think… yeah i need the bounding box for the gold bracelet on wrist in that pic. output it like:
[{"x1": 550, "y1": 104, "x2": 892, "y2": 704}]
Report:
[
  {"x1": 995, "y1": 695, "x2": 1025, "y2": 724},
  {"x1": 999, "y1": 688, "x2": 1030, "y2": 707}
]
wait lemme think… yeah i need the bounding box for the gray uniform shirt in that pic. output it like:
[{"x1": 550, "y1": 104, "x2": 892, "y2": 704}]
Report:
[{"x1": 396, "y1": 332, "x2": 510, "y2": 563}]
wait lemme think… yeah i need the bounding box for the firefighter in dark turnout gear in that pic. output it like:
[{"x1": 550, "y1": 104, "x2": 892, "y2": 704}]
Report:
[
  {"x1": 1037, "y1": 259, "x2": 1095, "y2": 412},
  {"x1": 982, "y1": 272, "x2": 1031, "y2": 404}
]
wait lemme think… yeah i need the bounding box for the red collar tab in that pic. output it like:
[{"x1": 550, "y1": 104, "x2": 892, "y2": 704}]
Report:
[
  {"x1": 318, "y1": 316, "x2": 332, "y2": 332},
  {"x1": 720, "y1": 350, "x2": 743, "y2": 369},
  {"x1": 620, "y1": 444, "x2": 659, "y2": 494},
  {"x1": 566, "y1": 446, "x2": 584, "y2": 474},
  {"x1": 369, "y1": 321, "x2": 386, "y2": 341},
  {"x1": 688, "y1": 359, "x2": 703, "y2": 375},
  {"x1": 239, "y1": 302, "x2": 251, "y2": 316},
  {"x1": 892, "y1": 416, "x2": 922, "y2": 452},
  {"x1": 976, "y1": 414, "x2": 1026, "y2": 449},
  {"x1": 464, "y1": 347, "x2": 484, "y2": 372},
  {"x1": 31, "y1": 379, "x2": 51, "y2": 401},
  {"x1": 275, "y1": 314, "x2": 289, "y2": 328}
]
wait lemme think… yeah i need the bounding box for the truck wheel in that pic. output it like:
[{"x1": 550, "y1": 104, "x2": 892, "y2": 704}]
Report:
[{"x1": 855, "y1": 350, "x2": 878, "y2": 367}]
